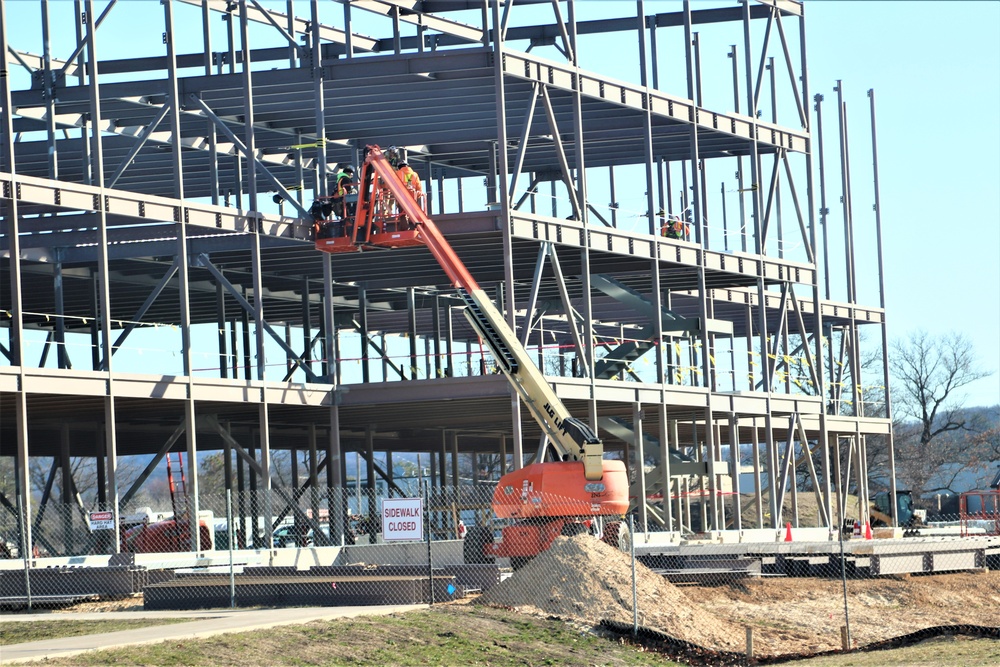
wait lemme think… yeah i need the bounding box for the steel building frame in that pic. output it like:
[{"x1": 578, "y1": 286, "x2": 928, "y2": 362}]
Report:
[{"x1": 1, "y1": 0, "x2": 894, "y2": 554}]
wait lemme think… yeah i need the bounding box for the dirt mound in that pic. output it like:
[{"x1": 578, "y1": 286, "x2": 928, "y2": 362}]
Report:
[{"x1": 474, "y1": 534, "x2": 747, "y2": 651}]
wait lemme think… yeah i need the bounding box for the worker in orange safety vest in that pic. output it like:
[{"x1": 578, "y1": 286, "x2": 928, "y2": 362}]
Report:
[
  {"x1": 396, "y1": 161, "x2": 422, "y2": 194},
  {"x1": 396, "y1": 162, "x2": 424, "y2": 226},
  {"x1": 657, "y1": 208, "x2": 690, "y2": 240}
]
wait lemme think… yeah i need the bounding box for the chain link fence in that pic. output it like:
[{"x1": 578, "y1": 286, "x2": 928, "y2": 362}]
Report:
[{"x1": 2, "y1": 484, "x2": 999, "y2": 660}]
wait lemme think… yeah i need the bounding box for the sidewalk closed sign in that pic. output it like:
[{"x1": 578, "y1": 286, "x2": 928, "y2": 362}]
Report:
[
  {"x1": 382, "y1": 497, "x2": 423, "y2": 542},
  {"x1": 88, "y1": 511, "x2": 114, "y2": 531}
]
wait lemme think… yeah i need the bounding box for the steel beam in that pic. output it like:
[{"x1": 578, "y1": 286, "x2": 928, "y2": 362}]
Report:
[
  {"x1": 195, "y1": 254, "x2": 321, "y2": 382},
  {"x1": 188, "y1": 95, "x2": 309, "y2": 219}
]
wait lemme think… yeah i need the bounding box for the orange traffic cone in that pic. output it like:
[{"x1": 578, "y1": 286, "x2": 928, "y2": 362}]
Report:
[
  {"x1": 864, "y1": 521, "x2": 873, "y2": 540},
  {"x1": 784, "y1": 522, "x2": 793, "y2": 542}
]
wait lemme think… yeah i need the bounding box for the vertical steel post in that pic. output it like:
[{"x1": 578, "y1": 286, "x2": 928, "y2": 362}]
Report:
[
  {"x1": 798, "y1": 5, "x2": 832, "y2": 526},
  {"x1": 52, "y1": 254, "x2": 69, "y2": 368},
  {"x1": 80, "y1": 0, "x2": 121, "y2": 546},
  {"x1": 259, "y1": 405, "x2": 273, "y2": 549},
  {"x1": 869, "y1": 89, "x2": 897, "y2": 525},
  {"x1": 637, "y1": 1, "x2": 665, "y2": 389},
  {"x1": 217, "y1": 277, "x2": 228, "y2": 380},
  {"x1": 74, "y1": 0, "x2": 92, "y2": 183},
  {"x1": 729, "y1": 414, "x2": 742, "y2": 531},
  {"x1": 358, "y1": 285, "x2": 369, "y2": 382},
  {"x1": 165, "y1": 0, "x2": 201, "y2": 548},
  {"x1": 490, "y1": 0, "x2": 523, "y2": 469},
  {"x1": 835, "y1": 83, "x2": 862, "y2": 417},
  {"x1": 729, "y1": 45, "x2": 748, "y2": 253},
  {"x1": 343, "y1": 0, "x2": 354, "y2": 58},
  {"x1": 742, "y1": 0, "x2": 776, "y2": 527},
  {"x1": 768, "y1": 57, "x2": 785, "y2": 260},
  {"x1": 407, "y1": 287, "x2": 418, "y2": 379},
  {"x1": 657, "y1": 404, "x2": 673, "y2": 530},
  {"x1": 565, "y1": 0, "x2": 597, "y2": 431},
  {"x1": 40, "y1": 0, "x2": 59, "y2": 179},
  {"x1": 684, "y1": 0, "x2": 717, "y2": 527},
  {"x1": 236, "y1": 2, "x2": 265, "y2": 385},
  {"x1": 632, "y1": 403, "x2": 647, "y2": 534},
  {"x1": 302, "y1": 278, "x2": 313, "y2": 374},
  {"x1": 201, "y1": 1, "x2": 220, "y2": 205},
  {"x1": 433, "y1": 295, "x2": 442, "y2": 377},
  {"x1": 309, "y1": 0, "x2": 330, "y2": 197}
]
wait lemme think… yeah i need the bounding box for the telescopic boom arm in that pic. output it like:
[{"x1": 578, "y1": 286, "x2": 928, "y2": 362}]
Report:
[{"x1": 355, "y1": 146, "x2": 605, "y2": 480}]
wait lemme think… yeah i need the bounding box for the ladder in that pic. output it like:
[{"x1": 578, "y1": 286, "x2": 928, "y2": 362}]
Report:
[{"x1": 165, "y1": 452, "x2": 187, "y2": 520}]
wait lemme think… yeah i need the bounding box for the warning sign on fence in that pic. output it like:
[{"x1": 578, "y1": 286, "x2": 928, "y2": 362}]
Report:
[
  {"x1": 88, "y1": 511, "x2": 114, "y2": 531},
  {"x1": 381, "y1": 497, "x2": 423, "y2": 542}
]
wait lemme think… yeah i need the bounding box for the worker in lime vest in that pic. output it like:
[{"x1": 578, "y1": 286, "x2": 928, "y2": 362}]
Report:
[{"x1": 331, "y1": 165, "x2": 356, "y2": 219}]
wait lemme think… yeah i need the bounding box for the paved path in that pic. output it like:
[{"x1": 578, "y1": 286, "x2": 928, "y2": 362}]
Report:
[{"x1": 1, "y1": 605, "x2": 426, "y2": 664}]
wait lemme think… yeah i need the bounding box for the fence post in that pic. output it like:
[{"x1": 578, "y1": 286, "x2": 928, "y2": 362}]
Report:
[
  {"x1": 17, "y1": 492, "x2": 32, "y2": 610},
  {"x1": 227, "y1": 489, "x2": 235, "y2": 609},
  {"x1": 425, "y1": 483, "x2": 434, "y2": 605},
  {"x1": 838, "y1": 518, "x2": 852, "y2": 648},
  {"x1": 630, "y1": 513, "x2": 637, "y2": 636}
]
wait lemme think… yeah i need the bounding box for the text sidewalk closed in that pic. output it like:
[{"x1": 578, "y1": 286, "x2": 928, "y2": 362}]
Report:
[{"x1": 381, "y1": 497, "x2": 423, "y2": 542}]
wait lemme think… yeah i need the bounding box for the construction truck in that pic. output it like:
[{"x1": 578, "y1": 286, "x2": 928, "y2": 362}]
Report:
[
  {"x1": 870, "y1": 490, "x2": 926, "y2": 537},
  {"x1": 120, "y1": 453, "x2": 214, "y2": 553},
  {"x1": 315, "y1": 146, "x2": 630, "y2": 568},
  {"x1": 121, "y1": 513, "x2": 214, "y2": 553}
]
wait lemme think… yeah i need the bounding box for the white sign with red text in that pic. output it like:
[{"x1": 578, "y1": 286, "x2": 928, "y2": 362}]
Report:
[
  {"x1": 88, "y1": 511, "x2": 114, "y2": 531},
  {"x1": 381, "y1": 497, "x2": 423, "y2": 542}
]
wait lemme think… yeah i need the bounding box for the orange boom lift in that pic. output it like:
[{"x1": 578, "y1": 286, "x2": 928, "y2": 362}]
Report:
[{"x1": 315, "y1": 146, "x2": 628, "y2": 566}]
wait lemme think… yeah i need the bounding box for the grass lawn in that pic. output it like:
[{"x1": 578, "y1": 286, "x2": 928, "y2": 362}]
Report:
[
  {"x1": 3, "y1": 605, "x2": 997, "y2": 666},
  {"x1": 0, "y1": 618, "x2": 192, "y2": 645}
]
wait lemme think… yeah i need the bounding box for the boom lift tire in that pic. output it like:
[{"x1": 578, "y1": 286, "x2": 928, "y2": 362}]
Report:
[
  {"x1": 463, "y1": 526, "x2": 495, "y2": 565},
  {"x1": 602, "y1": 520, "x2": 632, "y2": 552}
]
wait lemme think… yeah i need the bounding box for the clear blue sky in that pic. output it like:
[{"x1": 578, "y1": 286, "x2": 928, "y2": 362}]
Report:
[
  {"x1": 803, "y1": 1, "x2": 1000, "y2": 407},
  {"x1": 4, "y1": 0, "x2": 999, "y2": 407}
]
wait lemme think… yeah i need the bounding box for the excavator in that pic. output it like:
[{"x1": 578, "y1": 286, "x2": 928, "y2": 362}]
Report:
[{"x1": 314, "y1": 146, "x2": 630, "y2": 567}]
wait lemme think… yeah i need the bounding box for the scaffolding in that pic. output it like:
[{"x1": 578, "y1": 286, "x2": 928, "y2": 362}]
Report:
[{"x1": 0, "y1": 0, "x2": 894, "y2": 554}]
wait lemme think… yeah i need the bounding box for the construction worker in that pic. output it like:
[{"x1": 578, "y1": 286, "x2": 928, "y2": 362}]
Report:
[
  {"x1": 396, "y1": 161, "x2": 422, "y2": 196},
  {"x1": 331, "y1": 166, "x2": 356, "y2": 219},
  {"x1": 658, "y1": 208, "x2": 690, "y2": 241},
  {"x1": 395, "y1": 161, "x2": 424, "y2": 227}
]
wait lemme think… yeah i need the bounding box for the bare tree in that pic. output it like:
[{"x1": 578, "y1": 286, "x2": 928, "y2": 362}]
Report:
[
  {"x1": 892, "y1": 331, "x2": 992, "y2": 445},
  {"x1": 890, "y1": 331, "x2": 994, "y2": 497}
]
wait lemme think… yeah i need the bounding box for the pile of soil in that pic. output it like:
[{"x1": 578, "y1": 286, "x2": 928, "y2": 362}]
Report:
[{"x1": 475, "y1": 534, "x2": 752, "y2": 652}]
